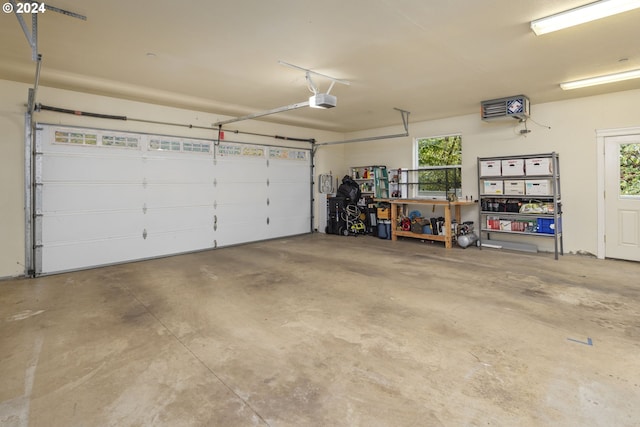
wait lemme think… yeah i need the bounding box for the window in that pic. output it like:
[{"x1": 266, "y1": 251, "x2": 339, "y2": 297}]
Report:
[
  {"x1": 54, "y1": 131, "x2": 97, "y2": 146},
  {"x1": 413, "y1": 134, "x2": 462, "y2": 199},
  {"x1": 102, "y1": 135, "x2": 139, "y2": 148},
  {"x1": 149, "y1": 139, "x2": 181, "y2": 151},
  {"x1": 183, "y1": 141, "x2": 211, "y2": 153},
  {"x1": 620, "y1": 142, "x2": 640, "y2": 197}
]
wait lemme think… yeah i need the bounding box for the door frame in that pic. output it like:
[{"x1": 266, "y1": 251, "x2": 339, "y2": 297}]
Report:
[{"x1": 596, "y1": 126, "x2": 640, "y2": 259}]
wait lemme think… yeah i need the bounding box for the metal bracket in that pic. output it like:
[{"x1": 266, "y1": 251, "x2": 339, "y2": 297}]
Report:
[
  {"x1": 394, "y1": 107, "x2": 410, "y2": 134},
  {"x1": 11, "y1": 1, "x2": 87, "y2": 62},
  {"x1": 10, "y1": 0, "x2": 37, "y2": 61},
  {"x1": 316, "y1": 107, "x2": 411, "y2": 146}
]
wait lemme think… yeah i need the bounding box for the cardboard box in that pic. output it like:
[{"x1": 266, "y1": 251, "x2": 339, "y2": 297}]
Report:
[
  {"x1": 483, "y1": 180, "x2": 503, "y2": 195},
  {"x1": 525, "y1": 158, "x2": 553, "y2": 176},
  {"x1": 480, "y1": 160, "x2": 501, "y2": 177},
  {"x1": 499, "y1": 220, "x2": 512, "y2": 231},
  {"x1": 486, "y1": 216, "x2": 500, "y2": 230},
  {"x1": 377, "y1": 207, "x2": 390, "y2": 219},
  {"x1": 504, "y1": 180, "x2": 525, "y2": 195},
  {"x1": 525, "y1": 179, "x2": 552, "y2": 196},
  {"x1": 501, "y1": 159, "x2": 525, "y2": 176}
]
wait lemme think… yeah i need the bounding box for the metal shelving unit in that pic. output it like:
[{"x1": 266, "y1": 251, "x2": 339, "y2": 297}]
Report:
[
  {"x1": 349, "y1": 165, "x2": 389, "y2": 199},
  {"x1": 477, "y1": 152, "x2": 563, "y2": 259}
]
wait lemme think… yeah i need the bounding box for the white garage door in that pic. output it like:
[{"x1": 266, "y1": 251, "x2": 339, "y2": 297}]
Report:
[{"x1": 34, "y1": 124, "x2": 311, "y2": 275}]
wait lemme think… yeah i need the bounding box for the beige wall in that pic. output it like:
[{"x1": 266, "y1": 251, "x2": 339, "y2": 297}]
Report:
[
  {"x1": 0, "y1": 79, "x2": 342, "y2": 278},
  {"x1": 2, "y1": 78, "x2": 639, "y2": 277},
  {"x1": 0, "y1": 81, "x2": 27, "y2": 277},
  {"x1": 337, "y1": 88, "x2": 640, "y2": 255}
]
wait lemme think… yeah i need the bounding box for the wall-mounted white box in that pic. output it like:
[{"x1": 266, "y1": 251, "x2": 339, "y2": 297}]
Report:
[
  {"x1": 480, "y1": 160, "x2": 501, "y2": 177},
  {"x1": 525, "y1": 158, "x2": 553, "y2": 176},
  {"x1": 504, "y1": 180, "x2": 525, "y2": 195},
  {"x1": 501, "y1": 159, "x2": 525, "y2": 176},
  {"x1": 525, "y1": 179, "x2": 552, "y2": 196},
  {"x1": 483, "y1": 180, "x2": 503, "y2": 194}
]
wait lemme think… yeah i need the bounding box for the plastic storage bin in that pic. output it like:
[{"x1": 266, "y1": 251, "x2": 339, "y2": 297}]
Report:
[
  {"x1": 377, "y1": 220, "x2": 391, "y2": 239},
  {"x1": 537, "y1": 217, "x2": 561, "y2": 234}
]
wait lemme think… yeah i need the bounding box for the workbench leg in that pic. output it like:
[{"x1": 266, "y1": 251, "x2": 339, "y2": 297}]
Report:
[
  {"x1": 444, "y1": 205, "x2": 452, "y2": 249},
  {"x1": 391, "y1": 204, "x2": 398, "y2": 241}
]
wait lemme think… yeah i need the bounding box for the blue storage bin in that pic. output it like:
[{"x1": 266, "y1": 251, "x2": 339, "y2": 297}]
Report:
[
  {"x1": 377, "y1": 220, "x2": 391, "y2": 239},
  {"x1": 537, "y1": 217, "x2": 561, "y2": 234}
]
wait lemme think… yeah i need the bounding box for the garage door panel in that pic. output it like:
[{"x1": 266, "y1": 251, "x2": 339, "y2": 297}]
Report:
[
  {"x1": 144, "y1": 184, "x2": 215, "y2": 207},
  {"x1": 215, "y1": 203, "x2": 267, "y2": 224},
  {"x1": 42, "y1": 153, "x2": 144, "y2": 183},
  {"x1": 41, "y1": 211, "x2": 145, "y2": 244},
  {"x1": 268, "y1": 162, "x2": 309, "y2": 180},
  {"x1": 214, "y1": 203, "x2": 269, "y2": 246},
  {"x1": 268, "y1": 216, "x2": 310, "y2": 236},
  {"x1": 41, "y1": 237, "x2": 152, "y2": 274},
  {"x1": 216, "y1": 183, "x2": 269, "y2": 201},
  {"x1": 143, "y1": 157, "x2": 213, "y2": 183},
  {"x1": 215, "y1": 224, "x2": 268, "y2": 247},
  {"x1": 145, "y1": 206, "x2": 214, "y2": 230},
  {"x1": 42, "y1": 183, "x2": 144, "y2": 212},
  {"x1": 268, "y1": 202, "x2": 309, "y2": 218},
  {"x1": 269, "y1": 183, "x2": 309, "y2": 200},
  {"x1": 41, "y1": 221, "x2": 215, "y2": 274},
  {"x1": 144, "y1": 229, "x2": 215, "y2": 255}
]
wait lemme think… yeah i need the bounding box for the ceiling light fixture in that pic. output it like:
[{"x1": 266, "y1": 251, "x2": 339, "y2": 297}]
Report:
[
  {"x1": 531, "y1": 0, "x2": 640, "y2": 35},
  {"x1": 560, "y1": 68, "x2": 640, "y2": 90}
]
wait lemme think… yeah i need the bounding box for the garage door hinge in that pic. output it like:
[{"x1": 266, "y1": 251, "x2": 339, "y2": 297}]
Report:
[{"x1": 142, "y1": 229, "x2": 147, "y2": 239}]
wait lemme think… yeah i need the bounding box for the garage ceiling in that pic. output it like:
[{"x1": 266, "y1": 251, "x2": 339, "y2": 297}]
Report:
[{"x1": 1, "y1": 0, "x2": 639, "y2": 133}]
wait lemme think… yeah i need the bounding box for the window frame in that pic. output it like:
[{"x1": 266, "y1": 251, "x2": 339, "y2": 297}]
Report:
[{"x1": 412, "y1": 134, "x2": 462, "y2": 199}]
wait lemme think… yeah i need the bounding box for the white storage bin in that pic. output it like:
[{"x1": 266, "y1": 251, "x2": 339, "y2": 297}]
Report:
[
  {"x1": 525, "y1": 158, "x2": 553, "y2": 176},
  {"x1": 480, "y1": 160, "x2": 501, "y2": 177},
  {"x1": 483, "y1": 180, "x2": 503, "y2": 195},
  {"x1": 501, "y1": 159, "x2": 525, "y2": 176},
  {"x1": 525, "y1": 179, "x2": 552, "y2": 196},
  {"x1": 504, "y1": 180, "x2": 525, "y2": 195}
]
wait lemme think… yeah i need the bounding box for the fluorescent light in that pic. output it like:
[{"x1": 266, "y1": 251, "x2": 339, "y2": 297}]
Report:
[
  {"x1": 560, "y1": 69, "x2": 640, "y2": 90},
  {"x1": 531, "y1": 0, "x2": 640, "y2": 35}
]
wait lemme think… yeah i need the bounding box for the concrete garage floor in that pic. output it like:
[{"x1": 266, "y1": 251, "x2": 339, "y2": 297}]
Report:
[{"x1": 1, "y1": 234, "x2": 639, "y2": 427}]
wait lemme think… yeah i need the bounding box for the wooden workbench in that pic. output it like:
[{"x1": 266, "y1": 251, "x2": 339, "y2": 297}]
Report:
[{"x1": 389, "y1": 199, "x2": 476, "y2": 248}]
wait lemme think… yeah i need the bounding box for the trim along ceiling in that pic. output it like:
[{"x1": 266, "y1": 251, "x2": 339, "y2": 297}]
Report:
[{"x1": 1, "y1": 0, "x2": 639, "y2": 133}]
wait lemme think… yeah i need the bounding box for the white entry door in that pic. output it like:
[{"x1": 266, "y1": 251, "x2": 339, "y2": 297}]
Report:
[{"x1": 604, "y1": 134, "x2": 640, "y2": 261}]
